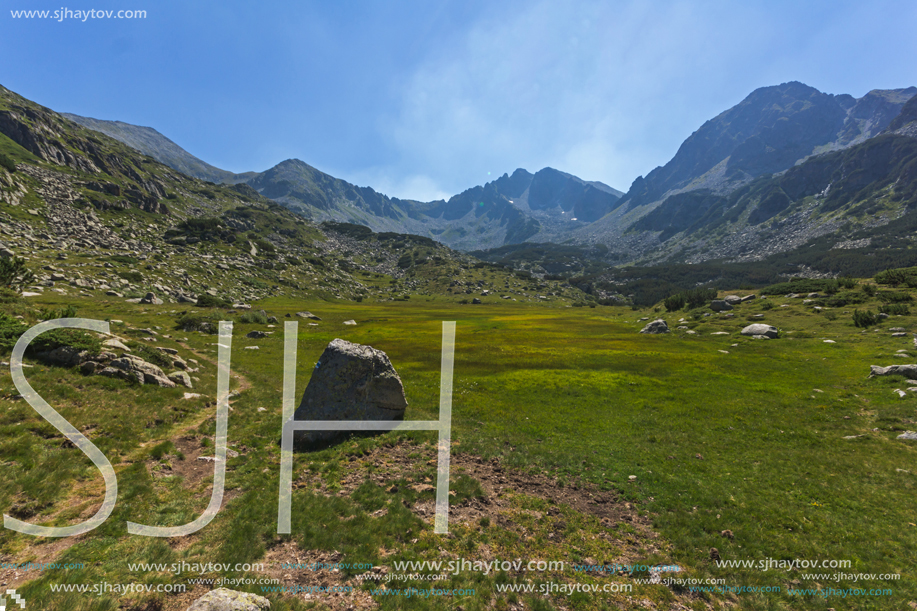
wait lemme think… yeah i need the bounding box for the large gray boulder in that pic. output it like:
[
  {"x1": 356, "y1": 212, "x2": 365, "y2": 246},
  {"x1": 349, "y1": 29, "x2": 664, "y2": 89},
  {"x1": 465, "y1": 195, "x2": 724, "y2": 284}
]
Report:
[
  {"x1": 292, "y1": 339, "x2": 407, "y2": 444},
  {"x1": 723, "y1": 295, "x2": 743, "y2": 305},
  {"x1": 741, "y1": 324, "x2": 779, "y2": 339},
  {"x1": 710, "y1": 300, "x2": 733, "y2": 312},
  {"x1": 639, "y1": 319, "x2": 669, "y2": 334},
  {"x1": 186, "y1": 588, "x2": 270, "y2": 611},
  {"x1": 869, "y1": 364, "x2": 917, "y2": 378}
]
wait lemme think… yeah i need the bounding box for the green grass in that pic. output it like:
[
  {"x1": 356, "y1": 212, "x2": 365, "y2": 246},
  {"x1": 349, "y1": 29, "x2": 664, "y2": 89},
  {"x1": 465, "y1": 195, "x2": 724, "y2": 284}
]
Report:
[{"x1": 1, "y1": 290, "x2": 916, "y2": 609}]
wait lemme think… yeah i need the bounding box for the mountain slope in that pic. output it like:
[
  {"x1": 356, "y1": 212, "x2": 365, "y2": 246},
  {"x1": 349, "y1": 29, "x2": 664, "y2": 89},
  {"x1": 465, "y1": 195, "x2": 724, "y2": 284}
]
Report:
[
  {"x1": 61, "y1": 112, "x2": 256, "y2": 184},
  {"x1": 2, "y1": 84, "x2": 585, "y2": 307},
  {"x1": 617, "y1": 82, "x2": 917, "y2": 212},
  {"x1": 58, "y1": 113, "x2": 623, "y2": 251}
]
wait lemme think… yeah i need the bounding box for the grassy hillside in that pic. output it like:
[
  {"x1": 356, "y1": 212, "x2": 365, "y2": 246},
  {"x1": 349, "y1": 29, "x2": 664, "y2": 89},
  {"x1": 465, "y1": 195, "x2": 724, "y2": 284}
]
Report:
[{"x1": 1, "y1": 271, "x2": 916, "y2": 610}]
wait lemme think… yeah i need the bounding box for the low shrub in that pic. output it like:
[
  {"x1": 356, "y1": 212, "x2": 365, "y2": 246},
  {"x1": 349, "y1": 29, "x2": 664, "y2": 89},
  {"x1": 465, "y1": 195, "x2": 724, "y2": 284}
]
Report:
[
  {"x1": 0, "y1": 257, "x2": 35, "y2": 291},
  {"x1": 852, "y1": 309, "x2": 878, "y2": 328},
  {"x1": 837, "y1": 277, "x2": 858, "y2": 289},
  {"x1": 176, "y1": 311, "x2": 221, "y2": 333},
  {"x1": 879, "y1": 303, "x2": 910, "y2": 316},
  {"x1": 0, "y1": 153, "x2": 17, "y2": 173},
  {"x1": 663, "y1": 293, "x2": 686, "y2": 312},
  {"x1": 195, "y1": 294, "x2": 231, "y2": 308},
  {"x1": 238, "y1": 311, "x2": 268, "y2": 324},
  {"x1": 878, "y1": 291, "x2": 913, "y2": 303}
]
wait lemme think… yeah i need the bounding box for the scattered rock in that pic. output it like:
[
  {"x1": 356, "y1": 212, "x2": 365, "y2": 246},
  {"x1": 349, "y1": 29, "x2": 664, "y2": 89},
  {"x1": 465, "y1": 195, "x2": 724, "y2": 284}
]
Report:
[
  {"x1": 898, "y1": 431, "x2": 917, "y2": 440},
  {"x1": 343, "y1": 319, "x2": 357, "y2": 325},
  {"x1": 292, "y1": 339, "x2": 407, "y2": 444},
  {"x1": 868, "y1": 364, "x2": 917, "y2": 378},
  {"x1": 102, "y1": 338, "x2": 131, "y2": 352},
  {"x1": 741, "y1": 324, "x2": 779, "y2": 339},
  {"x1": 723, "y1": 295, "x2": 743, "y2": 305},
  {"x1": 893, "y1": 332, "x2": 907, "y2": 337},
  {"x1": 246, "y1": 331, "x2": 268, "y2": 339},
  {"x1": 140, "y1": 292, "x2": 163, "y2": 305},
  {"x1": 639, "y1": 319, "x2": 669, "y2": 334},
  {"x1": 824, "y1": 339, "x2": 836, "y2": 343},
  {"x1": 296, "y1": 311, "x2": 321, "y2": 320},
  {"x1": 101, "y1": 355, "x2": 175, "y2": 387},
  {"x1": 185, "y1": 587, "x2": 270, "y2": 611},
  {"x1": 168, "y1": 371, "x2": 193, "y2": 388},
  {"x1": 710, "y1": 300, "x2": 733, "y2": 312},
  {"x1": 471, "y1": 298, "x2": 482, "y2": 304},
  {"x1": 183, "y1": 392, "x2": 202, "y2": 400}
]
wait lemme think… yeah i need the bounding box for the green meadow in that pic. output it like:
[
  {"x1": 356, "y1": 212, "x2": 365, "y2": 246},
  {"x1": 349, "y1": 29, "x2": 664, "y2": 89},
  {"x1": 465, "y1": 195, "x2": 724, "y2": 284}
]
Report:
[{"x1": 1, "y1": 288, "x2": 915, "y2": 610}]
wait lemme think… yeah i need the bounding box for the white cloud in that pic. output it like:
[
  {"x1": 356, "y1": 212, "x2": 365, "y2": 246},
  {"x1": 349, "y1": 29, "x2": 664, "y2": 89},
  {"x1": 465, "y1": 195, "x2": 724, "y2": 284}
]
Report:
[
  {"x1": 380, "y1": 0, "x2": 817, "y2": 192},
  {"x1": 337, "y1": 167, "x2": 452, "y2": 202}
]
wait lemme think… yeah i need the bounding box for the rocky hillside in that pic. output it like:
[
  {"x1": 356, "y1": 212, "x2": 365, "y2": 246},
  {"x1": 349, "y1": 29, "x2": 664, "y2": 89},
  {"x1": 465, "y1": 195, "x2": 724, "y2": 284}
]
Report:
[
  {"x1": 60, "y1": 113, "x2": 257, "y2": 185},
  {"x1": 62, "y1": 112, "x2": 624, "y2": 251},
  {"x1": 0, "y1": 84, "x2": 590, "y2": 309},
  {"x1": 54, "y1": 81, "x2": 917, "y2": 277},
  {"x1": 615, "y1": 82, "x2": 917, "y2": 212}
]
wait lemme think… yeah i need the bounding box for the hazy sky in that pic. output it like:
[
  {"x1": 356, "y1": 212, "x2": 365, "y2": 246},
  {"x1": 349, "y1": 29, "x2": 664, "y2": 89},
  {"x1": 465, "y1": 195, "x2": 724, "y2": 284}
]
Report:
[{"x1": 3, "y1": 0, "x2": 917, "y2": 201}]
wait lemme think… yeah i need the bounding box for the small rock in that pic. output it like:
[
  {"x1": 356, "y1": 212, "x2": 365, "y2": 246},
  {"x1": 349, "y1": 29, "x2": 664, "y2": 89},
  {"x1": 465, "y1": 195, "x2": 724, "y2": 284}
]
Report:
[
  {"x1": 168, "y1": 371, "x2": 193, "y2": 388},
  {"x1": 343, "y1": 319, "x2": 357, "y2": 325},
  {"x1": 741, "y1": 324, "x2": 779, "y2": 339},
  {"x1": 639, "y1": 319, "x2": 669, "y2": 334},
  {"x1": 295, "y1": 311, "x2": 321, "y2": 320},
  {"x1": 246, "y1": 331, "x2": 268, "y2": 339},
  {"x1": 140, "y1": 292, "x2": 163, "y2": 305},
  {"x1": 868, "y1": 364, "x2": 917, "y2": 378},
  {"x1": 897, "y1": 431, "x2": 917, "y2": 440}
]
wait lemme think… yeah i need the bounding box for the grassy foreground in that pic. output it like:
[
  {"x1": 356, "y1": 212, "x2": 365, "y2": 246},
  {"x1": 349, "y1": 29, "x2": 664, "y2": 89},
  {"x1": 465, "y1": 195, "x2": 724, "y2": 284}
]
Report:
[{"x1": 0, "y1": 289, "x2": 915, "y2": 610}]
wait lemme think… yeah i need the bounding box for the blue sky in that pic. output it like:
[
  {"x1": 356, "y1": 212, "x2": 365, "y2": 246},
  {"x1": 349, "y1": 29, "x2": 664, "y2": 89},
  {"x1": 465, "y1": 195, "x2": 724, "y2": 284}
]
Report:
[{"x1": 3, "y1": 0, "x2": 917, "y2": 201}]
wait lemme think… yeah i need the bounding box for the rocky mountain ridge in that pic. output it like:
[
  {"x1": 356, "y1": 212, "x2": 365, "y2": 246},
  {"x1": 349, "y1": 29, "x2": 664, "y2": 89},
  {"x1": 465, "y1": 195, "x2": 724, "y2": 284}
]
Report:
[{"x1": 16, "y1": 81, "x2": 917, "y2": 281}]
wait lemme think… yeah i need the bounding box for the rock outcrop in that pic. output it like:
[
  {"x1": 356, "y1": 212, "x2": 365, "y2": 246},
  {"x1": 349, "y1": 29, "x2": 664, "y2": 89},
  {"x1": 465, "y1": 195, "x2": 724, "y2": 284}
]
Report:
[{"x1": 186, "y1": 588, "x2": 270, "y2": 611}]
